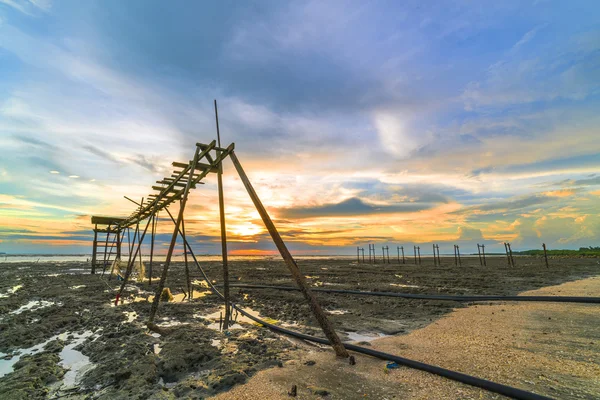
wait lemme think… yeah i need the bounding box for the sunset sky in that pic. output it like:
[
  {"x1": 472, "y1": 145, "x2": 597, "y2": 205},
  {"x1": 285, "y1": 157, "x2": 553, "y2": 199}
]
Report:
[{"x1": 0, "y1": 0, "x2": 599, "y2": 255}]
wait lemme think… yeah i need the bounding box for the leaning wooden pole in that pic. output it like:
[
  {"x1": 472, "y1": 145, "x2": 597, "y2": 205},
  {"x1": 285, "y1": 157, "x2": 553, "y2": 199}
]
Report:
[
  {"x1": 542, "y1": 243, "x2": 549, "y2": 268},
  {"x1": 229, "y1": 151, "x2": 349, "y2": 358},
  {"x1": 215, "y1": 99, "x2": 231, "y2": 329}
]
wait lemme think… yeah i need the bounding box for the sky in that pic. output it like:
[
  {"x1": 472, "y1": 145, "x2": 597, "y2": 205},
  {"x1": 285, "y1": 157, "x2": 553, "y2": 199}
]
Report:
[{"x1": 0, "y1": 0, "x2": 599, "y2": 256}]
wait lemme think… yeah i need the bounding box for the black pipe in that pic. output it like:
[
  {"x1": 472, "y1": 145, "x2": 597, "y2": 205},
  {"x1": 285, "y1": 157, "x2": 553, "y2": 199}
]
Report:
[
  {"x1": 159, "y1": 215, "x2": 554, "y2": 400},
  {"x1": 224, "y1": 283, "x2": 600, "y2": 304}
]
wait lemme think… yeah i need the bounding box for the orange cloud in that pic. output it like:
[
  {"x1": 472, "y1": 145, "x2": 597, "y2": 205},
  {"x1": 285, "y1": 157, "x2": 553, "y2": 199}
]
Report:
[
  {"x1": 590, "y1": 190, "x2": 600, "y2": 196},
  {"x1": 542, "y1": 189, "x2": 576, "y2": 197}
]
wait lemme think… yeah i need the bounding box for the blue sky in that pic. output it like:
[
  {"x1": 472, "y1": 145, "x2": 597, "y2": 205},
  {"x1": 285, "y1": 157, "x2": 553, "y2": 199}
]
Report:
[{"x1": 0, "y1": 0, "x2": 599, "y2": 255}]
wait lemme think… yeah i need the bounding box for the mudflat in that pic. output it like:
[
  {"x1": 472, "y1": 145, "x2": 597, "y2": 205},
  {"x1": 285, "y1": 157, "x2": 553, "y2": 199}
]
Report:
[{"x1": 0, "y1": 256, "x2": 598, "y2": 399}]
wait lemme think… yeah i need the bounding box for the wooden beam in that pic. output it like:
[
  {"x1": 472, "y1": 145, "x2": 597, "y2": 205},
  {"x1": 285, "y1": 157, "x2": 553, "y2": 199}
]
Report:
[
  {"x1": 172, "y1": 161, "x2": 218, "y2": 173},
  {"x1": 229, "y1": 150, "x2": 348, "y2": 358},
  {"x1": 196, "y1": 142, "x2": 230, "y2": 153}
]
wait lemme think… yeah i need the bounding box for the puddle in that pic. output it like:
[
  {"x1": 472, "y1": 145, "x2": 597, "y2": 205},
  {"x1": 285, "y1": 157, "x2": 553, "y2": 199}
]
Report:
[
  {"x1": 196, "y1": 305, "x2": 279, "y2": 331},
  {"x1": 153, "y1": 344, "x2": 162, "y2": 355},
  {"x1": 390, "y1": 283, "x2": 421, "y2": 289},
  {"x1": 10, "y1": 300, "x2": 60, "y2": 315},
  {"x1": 191, "y1": 279, "x2": 211, "y2": 288},
  {"x1": 123, "y1": 311, "x2": 138, "y2": 323},
  {"x1": 344, "y1": 331, "x2": 390, "y2": 343},
  {"x1": 321, "y1": 268, "x2": 328, "y2": 270},
  {"x1": 0, "y1": 330, "x2": 98, "y2": 383},
  {"x1": 0, "y1": 285, "x2": 24, "y2": 298},
  {"x1": 111, "y1": 290, "x2": 211, "y2": 306},
  {"x1": 210, "y1": 339, "x2": 221, "y2": 348},
  {"x1": 156, "y1": 317, "x2": 188, "y2": 327},
  {"x1": 256, "y1": 267, "x2": 267, "y2": 271},
  {"x1": 60, "y1": 332, "x2": 96, "y2": 388},
  {"x1": 69, "y1": 285, "x2": 86, "y2": 290},
  {"x1": 326, "y1": 309, "x2": 349, "y2": 315},
  {"x1": 304, "y1": 275, "x2": 319, "y2": 279}
]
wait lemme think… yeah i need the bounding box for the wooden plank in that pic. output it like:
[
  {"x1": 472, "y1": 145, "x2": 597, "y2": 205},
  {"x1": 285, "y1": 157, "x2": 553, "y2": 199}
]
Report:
[
  {"x1": 91, "y1": 216, "x2": 126, "y2": 225},
  {"x1": 196, "y1": 142, "x2": 229, "y2": 153},
  {"x1": 229, "y1": 150, "x2": 348, "y2": 358},
  {"x1": 172, "y1": 161, "x2": 218, "y2": 173}
]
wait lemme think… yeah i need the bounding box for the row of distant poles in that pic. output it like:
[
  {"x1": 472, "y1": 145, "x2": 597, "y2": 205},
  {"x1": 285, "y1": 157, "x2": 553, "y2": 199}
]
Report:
[{"x1": 358, "y1": 242, "x2": 551, "y2": 267}]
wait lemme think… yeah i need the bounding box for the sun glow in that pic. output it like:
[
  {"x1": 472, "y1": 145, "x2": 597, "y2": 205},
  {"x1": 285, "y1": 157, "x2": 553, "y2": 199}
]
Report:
[{"x1": 229, "y1": 223, "x2": 263, "y2": 237}]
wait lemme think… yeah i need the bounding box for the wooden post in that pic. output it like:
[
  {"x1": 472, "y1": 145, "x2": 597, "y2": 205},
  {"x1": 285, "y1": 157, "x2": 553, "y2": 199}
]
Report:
[
  {"x1": 436, "y1": 244, "x2": 441, "y2": 265},
  {"x1": 453, "y1": 245, "x2": 457, "y2": 266},
  {"x1": 417, "y1": 246, "x2": 421, "y2": 265},
  {"x1": 116, "y1": 228, "x2": 121, "y2": 260},
  {"x1": 508, "y1": 243, "x2": 515, "y2": 267},
  {"x1": 477, "y1": 244, "x2": 482, "y2": 266},
  {"x1": 397, "y1": 246, "x2": 400, "y2": 264},
  {"x1": 361, "y1": 248, "x2": 365, "y2": 263},
  {"x1": 414, "y1": 246, "x2": 417, "y2": 264},
  {"x1": 357, "y1": 247, "x2": 360, "y2": 263},
  {"x1": 102, "y1": 229, "x2": 110, "y2": 272},
  {"x1": 382, "y1": 246, "x2": 385, "y2": 264},
  {"x1": 149, "y1": 214, "x2": 156, "y2": 284},
  {"x1": 481, "y1": 244, "x2": 486, "y2": 266},
  {"x1": 215, "y1": 99, "x2": 231, "y2": 327},
  {"x1": 229, "y1": 151, "x2": 349, "y2": 358},
  {"x1": 401, "y1": 246, "x2": 405, "y2": 264},
  {"x1": 432, "y1": 244, "x2": 437, "y2": 266},
  {"x1": 91, "y1": 224, "x2": 98, "y2": 274},
  {"x1": 101, "y1": 230, "x2": 118, "y2": 276},
  {"x1": 542, "y1": 243, "x2": 548, "y2": 268},
  {"x1": 181, "y1": 211, "x2": 192, "y2": 302},
  {"x1": 457, "y1": 245, "x2": 461, "y2": 266},
  {"x1": 504, "y1": 242, "x2": 510, "y2": 266}
]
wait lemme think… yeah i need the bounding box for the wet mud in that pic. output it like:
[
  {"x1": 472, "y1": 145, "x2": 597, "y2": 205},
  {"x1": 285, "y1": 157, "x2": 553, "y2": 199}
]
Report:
[{"x1": 0, "y1": 256, "x2": 598, "y2": 398}]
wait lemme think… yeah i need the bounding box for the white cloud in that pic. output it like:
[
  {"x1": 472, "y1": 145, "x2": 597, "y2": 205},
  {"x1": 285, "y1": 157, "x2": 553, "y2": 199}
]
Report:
[
  {"x1": 0, "y1": 0, "x2": 50, "y2": 16},
  {"x1": 373, "y1": 111, "x2": 432, "y2": 158}
]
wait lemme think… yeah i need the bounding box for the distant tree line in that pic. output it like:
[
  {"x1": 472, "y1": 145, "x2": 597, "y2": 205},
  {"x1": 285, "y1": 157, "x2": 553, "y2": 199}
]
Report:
[{"x1": 517, "y1": 246, "x2": 600, "y2": 256}]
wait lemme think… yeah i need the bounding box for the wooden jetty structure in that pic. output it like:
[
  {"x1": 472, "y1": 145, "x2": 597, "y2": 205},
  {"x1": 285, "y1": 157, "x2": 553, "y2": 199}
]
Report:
[{"x1": 90, "y1": 108, "x2": 349, "y2": 357}]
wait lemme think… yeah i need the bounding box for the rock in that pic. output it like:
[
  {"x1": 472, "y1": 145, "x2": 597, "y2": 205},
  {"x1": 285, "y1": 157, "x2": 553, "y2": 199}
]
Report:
[
  {"x1": 304, "y1": 360, "x2": 316, "y2": 366},
  {"x1": 308, "y1": 386, "x2": 330, "y2": 396},
  {"x1": 43, "y1": 339, "x2": 65, "y2": 353},
  {"x1": 288, "y1": 384, "x2": 297, "y2": 397}
]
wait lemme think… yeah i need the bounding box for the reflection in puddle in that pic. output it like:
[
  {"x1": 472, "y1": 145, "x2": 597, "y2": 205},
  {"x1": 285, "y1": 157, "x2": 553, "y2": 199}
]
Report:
[
  {"x1": 0, "y1": 285, "x2": 23, "y2": 298},
  {"x1": 10, "y1": 300, "x2": 60, "y2": 315},
  {"x1": 123, "y1": 311, "x2": 138, "y2": 323},
  {"x1": 0, "y1": 330, "x2": 99, "y2": 383},
  {"x1": 390, "y1": 283, "x2": 421, "y2": 289},
  {"x1": 111, "y1": 289, "x2": 211, "y2": 306},
  {"x1": 195, "y1": 305, "x2": 279, "y2": 331},
  {"x1": 326, "y1": 309, "x2": 349, "y2": 315},
  {"x1": 344, "y1": 331, "x2": 390, "y2": 343},
  {"x1": 191, "y1": 279, "x2": 211, "y2": 288},
  {"x1": 60, "y1": 332, "x2": 96, "y2": 388}
]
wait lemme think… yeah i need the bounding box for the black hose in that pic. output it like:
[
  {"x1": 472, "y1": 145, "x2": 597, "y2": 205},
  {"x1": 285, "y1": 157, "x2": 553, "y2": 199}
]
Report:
[
  {"x1": 162, "y1": 226, "x2": 554, "y2": 400},
  {"x1": 225, "y1": 283, "x2": 600, "y2": 304}
]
